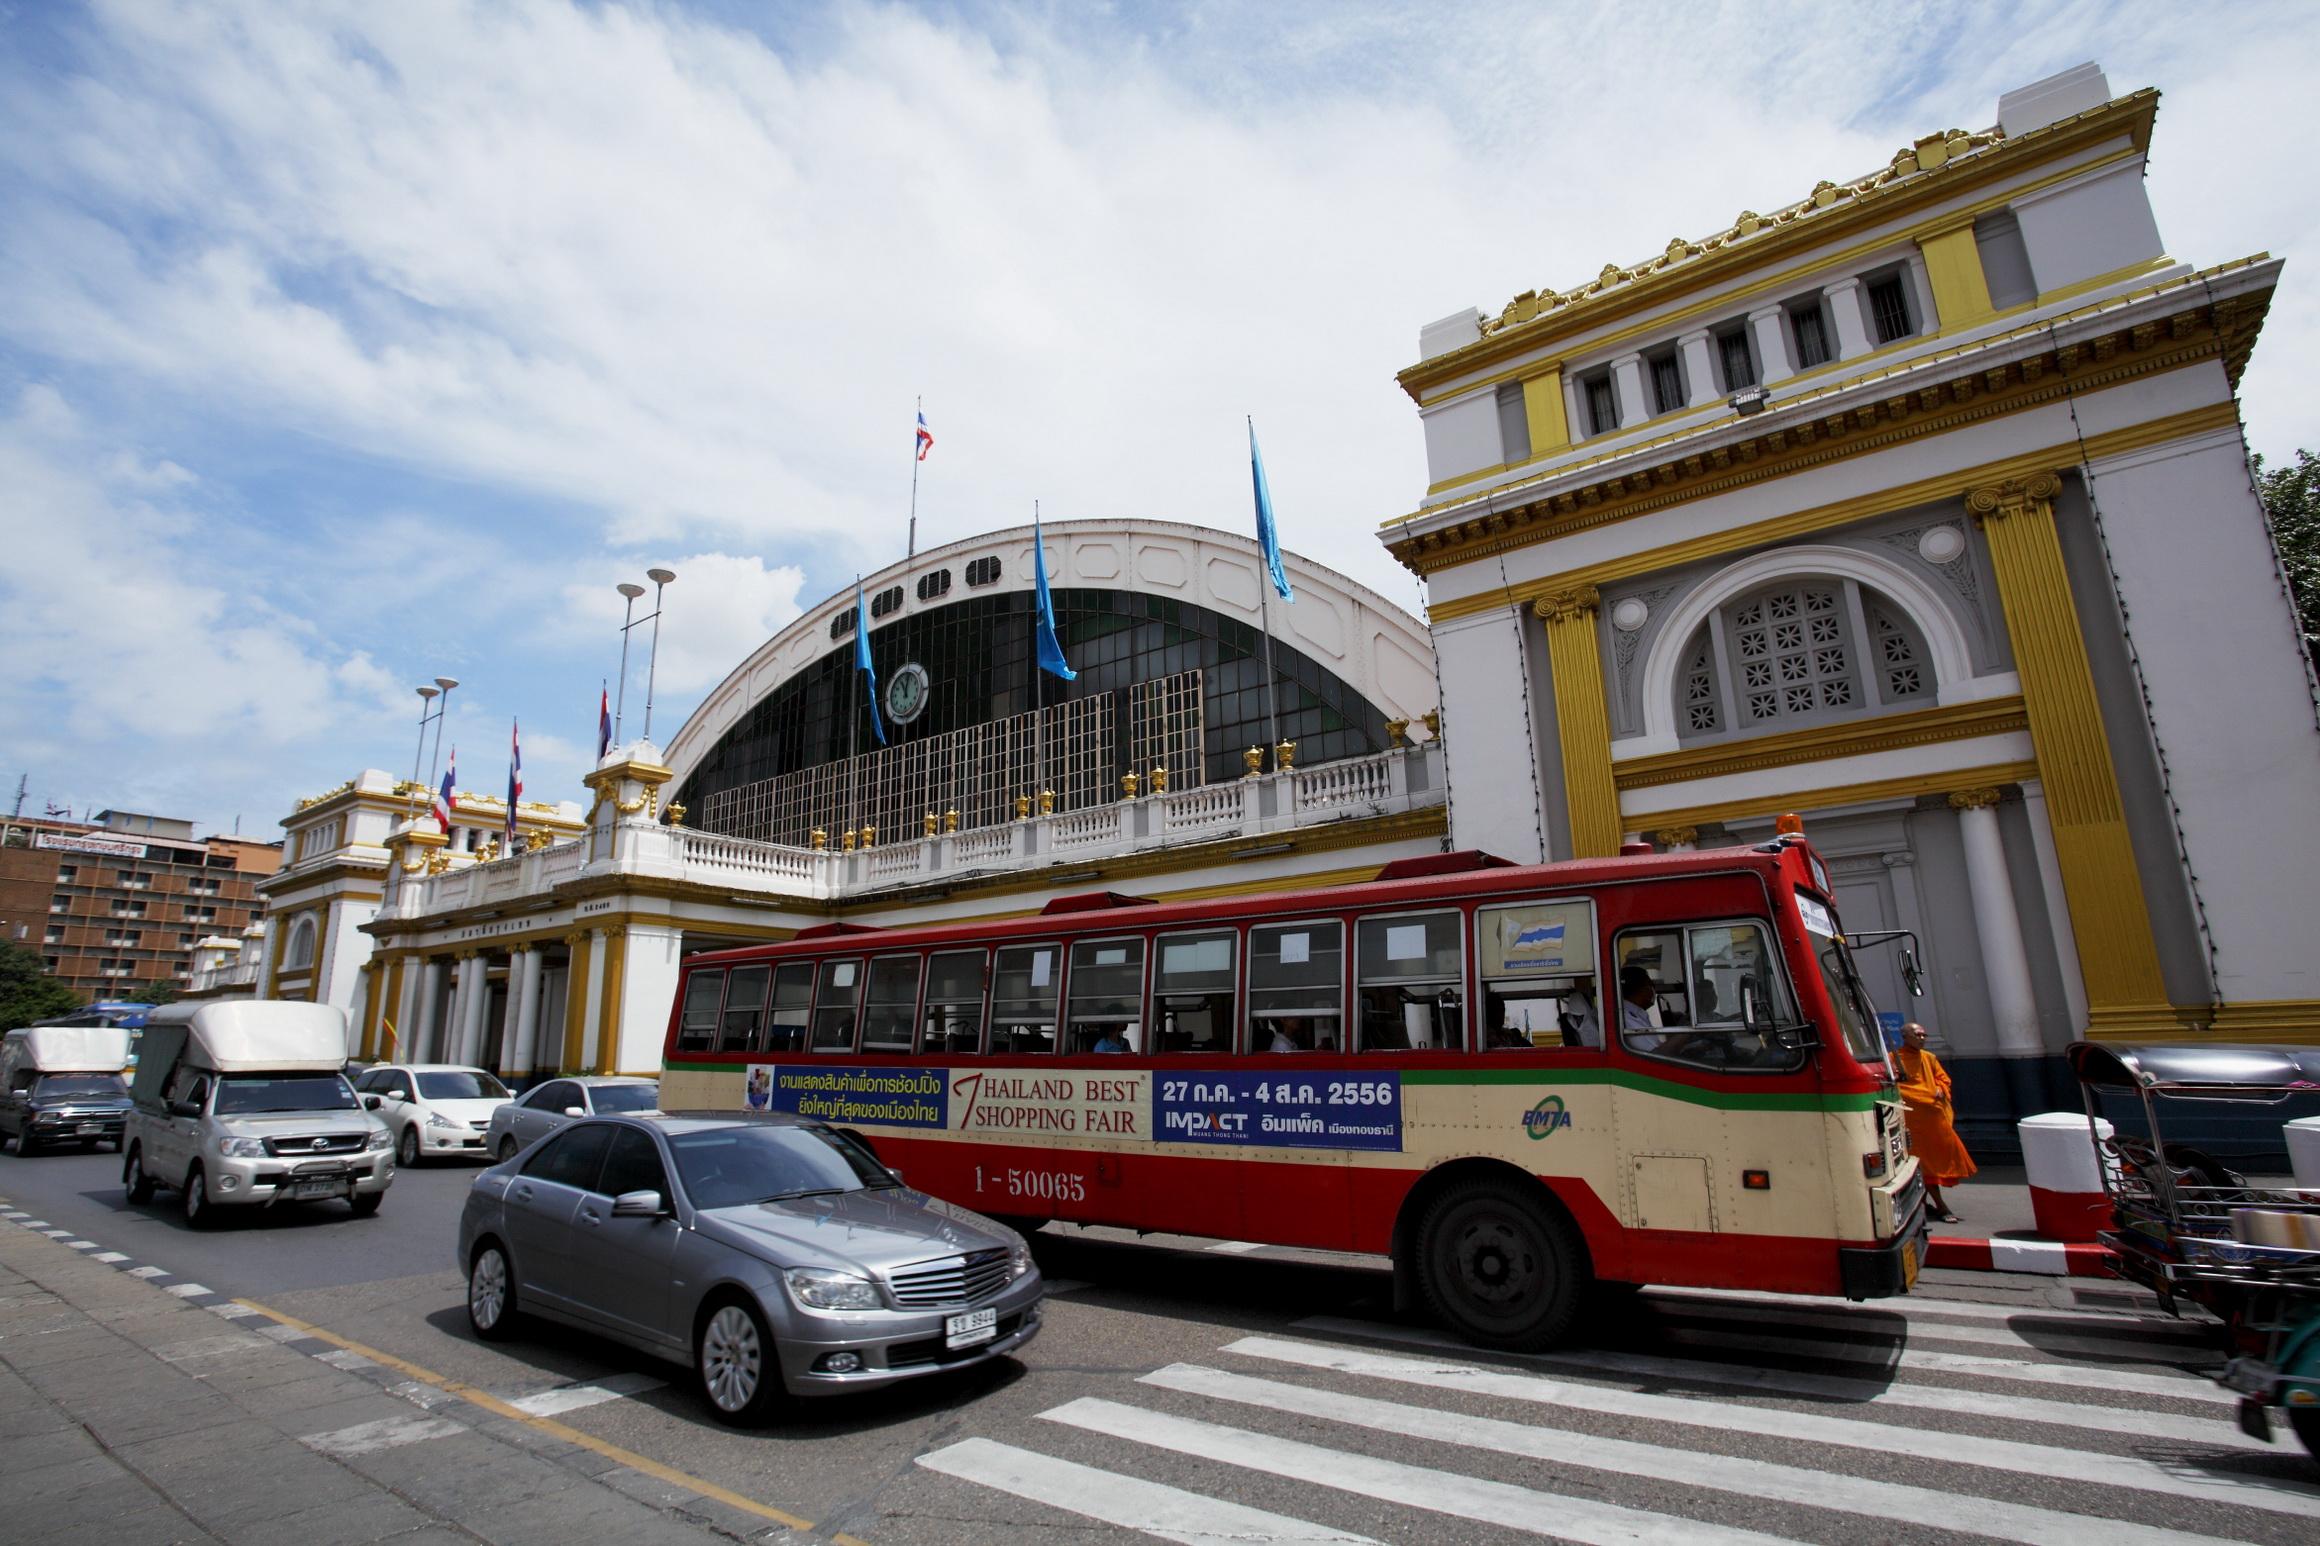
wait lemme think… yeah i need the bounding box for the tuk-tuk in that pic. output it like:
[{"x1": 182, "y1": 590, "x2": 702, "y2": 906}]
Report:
[{"x1": 2068, "y1": 1040, "x2": 2320, "y2": 1460}]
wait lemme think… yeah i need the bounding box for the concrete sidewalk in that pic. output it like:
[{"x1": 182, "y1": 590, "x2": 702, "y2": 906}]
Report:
[{"x1": 0, "y1": 1222, "x2": 818, "y2": 1546}]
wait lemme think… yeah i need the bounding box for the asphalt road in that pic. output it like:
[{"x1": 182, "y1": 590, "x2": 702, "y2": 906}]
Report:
[{"x1": 4, "y1": 1135, "x2": 2315, "y2": 1545}]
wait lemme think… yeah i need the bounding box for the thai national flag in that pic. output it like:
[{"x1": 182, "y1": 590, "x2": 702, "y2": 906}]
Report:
[
  {"x1": 505, "y1": 719, "x2": 523, "y2": 846},
  {"x1": 915, "y1": 410, "x2": 934, "y2": 462},
  {"x1": 597, "y1": 685, "x2": 612, "y2": 759},
  {"x1": 435, "y1": 748, "x2": 457, "y2": 834}
]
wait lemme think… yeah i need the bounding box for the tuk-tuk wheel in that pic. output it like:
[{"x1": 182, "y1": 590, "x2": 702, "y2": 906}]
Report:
[{"x1": 2289, "y1": 1405, "x2": 2320, "y2": 1464}]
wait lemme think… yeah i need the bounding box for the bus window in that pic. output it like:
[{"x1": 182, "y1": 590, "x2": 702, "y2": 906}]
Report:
[
  {"x1": 1152, "y1": 930, "x2": 1233, "y2": 1053},
  {"x1": 718, "y1": 966, "x2": 768, "y2": 1052},
  {"x1": 921, "y1": 949, "x2": 988, "y2": 1053},
  {"x1": 767, "y1": 962, "x2": 813, "y2": 1051},
  {"x1": 1355, "y1": 910, "x2": 1464, "y2": 1052},
  {"x1": 991, "y1": 944, "x2": 1061, "y2": 1054},
  {"x1": 677, "y1": 969, "x2": 724, "y2": 1052},
  {"x1": 1248, "y1": 921, "x2": 1342, "y2": 1052},
  {"x1": 1615, "y1": 921, "x2": 1801, "y2": 1072},
  {"x1": 1067, "y1": 938, "x2": 1144, "y2": 1053},
  {"x1": 862, "y1": 955, "x2": 920, "y2": 1053},
  {"x1": 810, "y1": 958, "x2": 864, "y2": 1053},
  {"x1": 1477, "y1": 900, "x2": 1598, "y2": 1050}
]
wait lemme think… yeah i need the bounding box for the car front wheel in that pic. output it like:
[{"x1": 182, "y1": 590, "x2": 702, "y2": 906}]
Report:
[
  {"x1": 396, "y1": 1126, "x2": 420, "y2": 1168},
  {"x1": 184, "y1": 1164, "x2": 217, "y2": 1230},
  {"x1": 468, "y1": 1240, "x2": 521, "y2": 1341},
  {"x1": 124, "y1": 1144, "x2": 155, "y2": 1204},
  {"x1": 497, "y1": 1135, "x2": 519, "y2": 1163},
  {"x1": 696, "y1": 1298, "x2": 784, "y2": 1425}
]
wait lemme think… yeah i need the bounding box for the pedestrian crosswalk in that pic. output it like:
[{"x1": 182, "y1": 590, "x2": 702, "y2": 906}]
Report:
[{"x1": 915, "y1": 1284, "x2": 2320, "y2": 1544}]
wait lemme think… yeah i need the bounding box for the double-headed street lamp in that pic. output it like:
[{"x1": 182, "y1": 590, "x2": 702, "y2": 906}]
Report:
[
  {"x1": 409, "y1": 675, "x2": 459, "y2": 818},
  {"x1": 611, "y1": 568, "x2": 677, "y2": 748}
]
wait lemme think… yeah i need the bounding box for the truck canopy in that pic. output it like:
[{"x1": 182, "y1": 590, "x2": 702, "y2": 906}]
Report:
[
  {"x1": 137, "y1": 1002, "x2": 349, "y2": 1077},
  {"x1": 2, "y1": 1025, "x2": 134, "y2": 1080}
]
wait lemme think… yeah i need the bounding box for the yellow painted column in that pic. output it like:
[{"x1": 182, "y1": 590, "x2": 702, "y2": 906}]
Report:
[
  {"x1": 357, "y1": 958, "x2": 385, "y2": 1059},
  {"x1": 560, "y1": 930, "x2": 592, "y2": 1076},
  {"x1": 594, "y1": 927, "x2": 628, "y2": 1075},
  {"x1": 1521, "y1": 367, "x2": 1570, "y2": 459},
  {"x1": 1967, "y1": 474, "x2": 2172, "y2": 1031},
  {"x1": 1919, "y1": 221, "x2": 1996, "y2": 332},
  {"x1": 1533, "y1": 587, "x2": 1622, "y2": 858},
  {"x1": 375, "y1": 954, "x2": 405, "y2": 1061}
]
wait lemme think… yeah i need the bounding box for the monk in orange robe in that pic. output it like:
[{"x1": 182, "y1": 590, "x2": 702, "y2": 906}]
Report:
[{"x1": 1895, "y1": 1021, "x2": 1975, "y2": 1221}]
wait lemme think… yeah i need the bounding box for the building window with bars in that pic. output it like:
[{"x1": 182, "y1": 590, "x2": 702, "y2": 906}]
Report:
[
  {"x1": 1583, "y1": 372, "x2": 1619, "y2": 436},
  {"x1": 869, "y1": 585, "x2": 904, "y2": 619},
  {"x1": 965, "y1": 556, "x2": 1003, "y2": 587},
  {"x1": 1647, "y1": 350, "x2": 1685, "y2": 416},
  {"x1": 1715, "y1": 327, "x2": 1757, "y2": 392},
  {"x1": 916, "y1": 569, "x2": 951, "y2": 602},
  {"x1": 1674, "y1": 578, "x2": 1936, "y2": 741},
  {"x1": 1789, "y1": 303, "x2": 1831, "y2": 369},
  {"x1": 1867, "y1": 275, "x2": 1914, "y2": 344},
  {"x1": 828, "y1": 606, "x2": 858, "y2": 640}
]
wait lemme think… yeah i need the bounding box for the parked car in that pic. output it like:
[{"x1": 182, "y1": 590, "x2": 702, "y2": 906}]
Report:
[
  {"x1": 353, "y1": 1064, "x2": 513, "y2": 1167},
  {"x1": 458, "y1": 1112, "x2": 1043, "y2": 1422},
  {"x1": 124, "y1": 1002, "x2": 393, "y2": 1227},
  {"x1": 1, "y1": 1025, "x2": 134, "y2": 1155},
  {"x1": 482, "y1": 1076, "x2": 658, "y2": 1161}
]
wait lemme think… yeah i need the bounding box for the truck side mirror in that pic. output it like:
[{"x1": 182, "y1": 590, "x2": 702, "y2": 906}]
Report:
[
  {"x1": 168, "y1": 1099, "x2": 200, "y2": 1118},
  {"x1": 1901, "y1": 949, "x2": 1925, "y2": 997}
]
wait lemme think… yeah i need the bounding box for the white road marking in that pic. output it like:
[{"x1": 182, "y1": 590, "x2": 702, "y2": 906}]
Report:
[
  {"x1": 1146, "y1": 1363, "x2": 2246, "y2": 1546},
  {"x1": 1665, "y1": 1282, "x2": 2173, "y2": 1325},
  {"x1": 302, "y1": 1414, "x2": 463, "y2": 1458},
  {"x1": 1657, "y1": 1293, "x2": 2214, "y2": 1363},
  {"x1": 65, "y1": 1240, "x2": 98, "y2": 1250},
  {"x1": 1234, "y1": 1335, "x2": 2320, "y2": 1520},
  {"x1": 19, "y1": 1219, "x2": 49, "y2": 1228},
  {"x1": 508, "y1": 1372, "x2": 666, "y2": 1415},
  {"x1": 163, "y1": 1282, "x2": 213, "y2": 1299},
  {"x1": 209, "y1": 1302, "x2": 262, "y2": 1319},
  {"x1": 1043, "y1": 1396, "x2": 1806, "y2": 1546},
  {"x1": 126, "y1": 1265, "x2": 168, "y2": 1279},
  {"x1": 917, "y1": 1437, "x2": 1381, "y2": 1545},
  {"x1": 41, "y1": 1228, "x2": 73, "y2": 1238},
  {"x1": 92, "y1": 1252, "x2": 128, "y2": 1263},
  {"x1": 1206, "y1": 1240, "x2": 1265, "y2": 1254}
]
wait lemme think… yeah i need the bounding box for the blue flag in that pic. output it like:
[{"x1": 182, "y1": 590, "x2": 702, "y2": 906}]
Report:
[
  {"x1": 855, "y1": 577, "x2": 887, "y2": 745},
  {"x1": 1033, "y1": 510, "x2": 1076, "y2": 681},
  {"x1": 1249, "y1": 419, "x2": 1294, "y2": 604}
]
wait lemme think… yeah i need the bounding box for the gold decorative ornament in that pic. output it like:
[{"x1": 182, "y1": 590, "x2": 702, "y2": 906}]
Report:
[
  {"x1": 1149, "y1": 764, "x2": 1168, "y2": 794},
  {"x1": 1654, "y1": 826, "x2": 1699, "y2": 849},
  {"x1": 615, "y1": 793, "x2": 648, "y2": 816},
  {"x1": 1014, "y1": 794, "x2": 1031, "y2": 820},
  {"x1": 424, "y1": 852, "x2": 449, "y2": 876},
  {"x1": 526, "y1": 829, "x2": 552, "y2": 851},
  {"x1": 924, "y1": 812, "x2": 939, "y2": 838},
  {"x1": 1037, "y1": 790, "x2": 1054, "y2": 816},
  {"x1": 1275, "y1": 739, "x2": 1296, "y2": 772},
  {"x1": 665, "y1": 802, "x2": 687, "y2": 826},
  {"x1": 1733, "y1": 210, "x2": 1762, "y2": 237},
  {"x1": 943, "y1": 808, "x2": 959, "y2": 833},
  {"x1": 1946, "y1": 787, "x2": 2003, "y2": 811},
  {"x1": 1385, "y1": 718, "x2": 1408, "y2": 747},
  {"x1": 1422, "y1": 710, "x2": 1441, "y2": 741},
  {"x1": 1121, "y1": 771, "x2": 1140, "y2": 799},
  {"x1": 810, "y1": 827, "x2": 827, "y2": 851},
  {"x1": 841, "y1": 828, "x2": 857, "y2": 852},
  {"x1": 1965, "y1": 471, "x2": 2063, "y2": 526},
  {"x1": 1533, "y1": 584, "x2": 1603, "y2": 624},
  {"x1": 861, "y1": 823, "x2": 876, "y2": 846}
]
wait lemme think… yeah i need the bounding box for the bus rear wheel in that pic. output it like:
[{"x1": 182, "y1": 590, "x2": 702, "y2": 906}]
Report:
[{"x1": 1417, "y1": 1178, "x2": 1585, "y2": 1351}]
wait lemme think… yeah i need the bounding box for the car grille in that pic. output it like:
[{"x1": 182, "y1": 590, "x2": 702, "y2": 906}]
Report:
[
  {"x1": 886, "y1": 1248, "x2": 1011, "y2": 1308},
  {"x1": 262, "y1": 1133, "x2": 366, "y2": 1157}
]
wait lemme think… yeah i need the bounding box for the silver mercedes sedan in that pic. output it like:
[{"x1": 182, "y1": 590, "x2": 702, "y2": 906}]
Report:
[{"x1": 456, "y1": 1112, "x2": 1042, "y2": 1423}]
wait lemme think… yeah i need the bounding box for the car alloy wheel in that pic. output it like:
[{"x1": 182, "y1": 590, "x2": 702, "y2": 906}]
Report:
[
  {"x1": 498, "y1": 1136, "x2": 518, "y2": 1162},
  {"x1": 184, "y1": 1165, "x2": 215, "y2": 1230},
  {"x1": 697, "y1": 1301, "x2": 780, "y2": 1424},
  {"x1": 397, "y1": 1126, "x2": 419, "y2": 1168},
  {"x1": 468, "y1": 1242, "x2": 518, "y2": 1341}
]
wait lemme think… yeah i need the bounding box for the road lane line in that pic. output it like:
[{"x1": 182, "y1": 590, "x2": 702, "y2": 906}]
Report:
[
  {"x1": 1042, "y1": 1396, "x2": 1806, "y2": 1546},
  {"x1": 1656, "y1": 1294, "x2": 2214, "y2": 1363},
  {"x1": 224, "y1": 1297, "x2": 868, "y2": 1545},
  {"x1": 1232, "y1": 1335, "x2": 2320, "y2": 1520},
  {"x1": 1662, "y1": 1283, "x2": 2180, "y2": 1326},
  {"x1": 1295, "y1": 1314, "x2": 2237, "y2": 1407},
  {"x1": 303, "y1": 1414, "x2": 464, "y2": 1457},
  {"x1": 509, "y1": 1371, "x2": 667, "y2": 1415},
  {"x1": 917, "y1": 1437, "x2": 1381, "y2": 1545},
  {"x1": 1145, "y1": 1363, "x2": 2245, "y2": 1546}
]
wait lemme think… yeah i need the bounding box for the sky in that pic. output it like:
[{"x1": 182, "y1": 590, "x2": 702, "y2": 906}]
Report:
[{"x1": 2, "y1": 0, "x2": 2314, "y2": 840}]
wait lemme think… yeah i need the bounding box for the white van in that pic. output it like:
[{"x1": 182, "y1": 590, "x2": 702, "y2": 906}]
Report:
[
  {"x1": 0, "y1": 1025, "x2": 135, "y2": 1155},
  {"x1": 123, "y1": 1002, "x2": 394, "y2": 1227}
]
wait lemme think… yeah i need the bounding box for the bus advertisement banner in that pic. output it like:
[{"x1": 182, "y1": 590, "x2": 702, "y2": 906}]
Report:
[
  {"x1": 747, "y1": 1065, "x2": 948, "y2": 1129},
  {"x1": 1154, "y1": 1071, "x2": 1402, "y2": 1151}
]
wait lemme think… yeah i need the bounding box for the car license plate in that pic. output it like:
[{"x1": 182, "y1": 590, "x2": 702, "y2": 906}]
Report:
[
  {"x1": 944, "y1": 1307, "x2": 997, "y2": 1349},
  {"x1": 1902, "y1": 1236, "x2": 1922, "y2": 1290},
  {"x1": 290, "y1": 1178, "x2": 349, "y2": 1200},
  {"x1": 76, "y1": 1122, "x2": 101, "y2": 1135}
]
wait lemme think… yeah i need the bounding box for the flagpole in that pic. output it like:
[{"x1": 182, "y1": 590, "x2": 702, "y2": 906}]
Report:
[
  {"x1": 849, "y1": 574, "x2": 861, "y2": 839},
  {"x1": 1031, "y1": 502, "x2": 1042, "y2": 810},
  {"x1": 908, "y1": 395, "x2": 922, "y2": 561},
  {"x1": 1251, "y1": 418, "x2": 1282, "y2": 766}
]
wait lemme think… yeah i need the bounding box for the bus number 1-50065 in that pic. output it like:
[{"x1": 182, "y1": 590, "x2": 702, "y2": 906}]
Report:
[{"x1": 974, "y1": 1166, "x2": 1087, "y2": 1203}]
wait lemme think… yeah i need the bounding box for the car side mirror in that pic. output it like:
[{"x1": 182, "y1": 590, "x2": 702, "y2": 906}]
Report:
[
  {"x1": 362, "y1": 1095, "x2": 383, "y2": 1111},
  {"x1": 610, "y1": 1189, "x2": 666, "y2": 1218},
  {"x1": 386, "y1": 1089, "x2": 408, "y2": 1102},
  {"x1": 564, "y1": 1106, "x2": 585, "y2": 1117},
  {"x1": 168, "y1": 1099, "x2": 200, "y2": 1118}
]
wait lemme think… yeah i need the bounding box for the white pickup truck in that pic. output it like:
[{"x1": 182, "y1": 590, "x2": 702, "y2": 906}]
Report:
[{"x1": 123, "y1": 1002, "x2": 394, "y2": 1228}]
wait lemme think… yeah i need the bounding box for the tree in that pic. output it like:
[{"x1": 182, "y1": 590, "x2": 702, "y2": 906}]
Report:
[
  {"x1": 128, "y1": 979, "x2": 181, "y2": 1008},
  {"x1": 2254, "y1": 448, "x2": 2320, "y2": 664},
  {"x1": 0, "y1": 941, "x2": 80, "y2": 1031}
]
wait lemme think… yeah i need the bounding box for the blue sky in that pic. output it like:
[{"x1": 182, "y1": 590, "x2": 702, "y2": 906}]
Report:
[{"x1": 2, "y1": 0, "x2": 2315, "y2": 839}]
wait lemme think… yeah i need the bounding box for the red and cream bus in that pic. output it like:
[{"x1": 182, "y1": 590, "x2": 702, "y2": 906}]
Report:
[{"x1": 658, "y1": 826, "x2": 1926, "y2": 1349}]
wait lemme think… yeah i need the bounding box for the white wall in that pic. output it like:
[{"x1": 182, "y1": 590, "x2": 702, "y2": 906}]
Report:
[
  {"x1": 1434, "y1": 608, "x2": 1548, "y2": 863},
  {"x1": 1419, "y1": 389, "x2": 1506, "y2": 491},
  {"x1": 2011, "y1": 158, "x2": 2166, "y2": 296}
]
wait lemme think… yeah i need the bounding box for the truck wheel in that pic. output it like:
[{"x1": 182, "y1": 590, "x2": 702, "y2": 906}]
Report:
[
  {"x1": 1417, "y1": 1177, "x2": 1586, "y2": 1351},
  {"x1": 125, "y1": 1144, "x2": 155, "y2": 1204},
  {"x1": 349, "y1": 1192, "x2": 383, "y2": 1219},
  {"x1": 183, "y1": 1164, "x2": 218, "y2": 1230},
  {"x1": 15, "y1": 1129, "x2": 36, "y2": 1158}
]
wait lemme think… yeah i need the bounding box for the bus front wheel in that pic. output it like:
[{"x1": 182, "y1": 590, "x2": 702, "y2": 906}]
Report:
[{"x1": 1417, "y1": 1178, "x2": 1585, "y2": 1351}]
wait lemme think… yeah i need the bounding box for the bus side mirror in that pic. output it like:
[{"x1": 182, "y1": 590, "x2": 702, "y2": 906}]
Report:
[{"x1": 1901, "y1": 949, "x2": 1925, "y2": 997}]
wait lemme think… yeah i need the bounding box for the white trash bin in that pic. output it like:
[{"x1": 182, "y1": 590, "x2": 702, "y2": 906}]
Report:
[
  {"x1": 2019, "y1": 1111, "x2": 2115, "y2": 1242},
  {"x1": 2286, "y1": 1115, "x2": 2320, "y2": 1191}
]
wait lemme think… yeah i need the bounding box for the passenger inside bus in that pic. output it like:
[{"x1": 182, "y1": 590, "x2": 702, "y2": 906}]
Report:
[
  {"x1": 921, "y1": 949, "x2": 987, "y2": 1054},
  {"x1": 1248, "y1": 921, "x2": 1343, "y2": 1054},
  {"x1": 1617, "y1": 925, "x2": 1803, "y2": 1071}
]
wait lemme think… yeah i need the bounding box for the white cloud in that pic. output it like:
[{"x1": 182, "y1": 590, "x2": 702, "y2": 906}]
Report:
[{"x1": 560, "y1": 551, "x2": 808, "y2": 704}]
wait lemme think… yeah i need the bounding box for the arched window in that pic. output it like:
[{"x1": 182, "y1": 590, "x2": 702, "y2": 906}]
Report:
[
  {"x1": 1675, "y1": 579, "x2": 1934, "y2": 741},
  {"x1": 282, "y1": 917, "x2": 317, "y2": 971}
]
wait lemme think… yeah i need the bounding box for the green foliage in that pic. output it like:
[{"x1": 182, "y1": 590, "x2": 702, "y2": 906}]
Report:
[
  {"x1": 2254, "y1": 448, "x2": 2320, "y2": 660},
  {"x1": 0, "y1": 941, "x2": 81, "y2": 1032},
  {"x1": 130, "y1": 980, "x2": 181, "y2": 1008}
]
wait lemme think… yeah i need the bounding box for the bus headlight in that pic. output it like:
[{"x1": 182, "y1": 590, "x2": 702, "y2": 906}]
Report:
[{"x1": 785, "y1": 1268, "x2": 882, "y2": 1310}]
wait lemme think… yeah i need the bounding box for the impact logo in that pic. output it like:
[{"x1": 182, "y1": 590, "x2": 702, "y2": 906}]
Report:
[{"x1": 1522, "y1": 1094, "x2": 1572, "y2": 1140}]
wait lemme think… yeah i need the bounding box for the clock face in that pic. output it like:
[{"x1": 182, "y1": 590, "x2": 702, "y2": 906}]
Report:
[{"x1": 885, "y1": 662, "x2": 930, "y2": 725}]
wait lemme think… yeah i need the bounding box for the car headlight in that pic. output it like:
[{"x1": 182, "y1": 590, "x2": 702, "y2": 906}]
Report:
[
  {"x1": 217, "y1": 1136, "x2": 267, "y2": 1158},
  {"x1": 364, "y1": 1126, "x2": 393, "y2": 1152},
  {"x1": 784, "y1": 1268, "x2": 884, "y2": 1310},
  {"x1": 425, "y1": 1112, "x2": 461, "y2": 1130},
  {"x1": 1011, "y1": 1235, "x2": 1034, "y2": 1280}
]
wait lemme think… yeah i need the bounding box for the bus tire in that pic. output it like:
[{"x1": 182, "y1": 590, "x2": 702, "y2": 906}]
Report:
[{"x1": 1418, "y1": 1177, "x2": 1586, "y2": 1351}]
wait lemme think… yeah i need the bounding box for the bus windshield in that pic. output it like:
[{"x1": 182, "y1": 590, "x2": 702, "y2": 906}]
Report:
[{"x1": 1794, "y1": 891, "x2": 1890, "y2": 1074}]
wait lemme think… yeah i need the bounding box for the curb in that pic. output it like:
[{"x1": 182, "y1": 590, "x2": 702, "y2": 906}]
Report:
[{"x1": 1927, "y1": 1233, "x2": 2115, "y2": 1277}]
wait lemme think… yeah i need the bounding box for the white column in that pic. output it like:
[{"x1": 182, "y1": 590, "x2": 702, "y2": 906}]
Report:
[
  {"x1": 1950, "y1": 790, "x2": 2041, "y2": 1057},
  {"x1": 610, "y1": 923, "x2": 685, "y2": 1076},
  {"x1": 2017, "y1": 780, "x2": 2090, "y2": 1036},
  {"x1": 1562, "y1": 373, "x2": 1588, "y2": 439},
  {"x1": 505, "y1": 947, "x2": 540, "y2": 1074},
  {"x1": 579, "y1": 929, "x2": 608, "y2": 1071},
  {"x1": 1678, "y1": 329, "x2": 1719, "y2": 408},
  {"x1": 1609, "y1": 352, "x2": 1648, "y2": 428},
  {"x1": 413, "y1": 957, "x2": 446, "y2": 1062},
  {"x1": 1823, "y1": 277, "x2": 1872, "y2": 359},
  {"x1": 1903, "y1": 251, "x2": 1936, "y2": 334},
  {"x1": 458, "y1": 958, "x2": 491, "y2": 1066},
  {"x1": 1746, "y1": 305, "x2": 1795, "y2": 385},
  {"x1": 443, "y1": 956, "x2": 474, "y2": 1064}
]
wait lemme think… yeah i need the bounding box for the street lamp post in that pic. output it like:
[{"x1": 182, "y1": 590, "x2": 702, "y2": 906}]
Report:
[
  {"x1": 612, "y1": 583, "x2": 647, "y2": 748},
  {"x1": 641, "y1": 567, "x2": 676, "y2": 741},
  {"x1": 423, "y1": 675, "x2": 459, "y2": 810},
  {"x1": 409, "y1": 686, "x2": 439, "y2": 801}
]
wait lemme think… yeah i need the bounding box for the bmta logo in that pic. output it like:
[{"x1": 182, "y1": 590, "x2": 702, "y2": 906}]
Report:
[{"x1": 1522, "y1": 1094, "x2": 1572, "y2": 1140}]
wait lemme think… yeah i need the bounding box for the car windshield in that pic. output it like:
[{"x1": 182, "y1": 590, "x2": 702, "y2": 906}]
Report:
[
  {"x1": 417, "y1": 1070, "x2": 509, "y2": 1101},
  {"x1": 35, "y1": 1074, "x2": 126, "y2": 1099},
  {"x1": 214, "y1": 1074, "x2": 359, "y2": 1115},
  {"x1": 591, "y1": 1083, "x2": 660, "y2": 1114},
  {"x1": 668, "y1": 1124, "x2": 897, "y2": 1210}
]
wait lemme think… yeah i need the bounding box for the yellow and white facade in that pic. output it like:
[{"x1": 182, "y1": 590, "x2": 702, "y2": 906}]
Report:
[{"x1": 1387, "y1": 63, "x2": 2319, "y2": 1138}]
